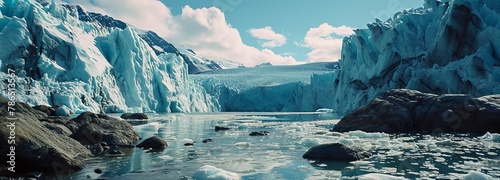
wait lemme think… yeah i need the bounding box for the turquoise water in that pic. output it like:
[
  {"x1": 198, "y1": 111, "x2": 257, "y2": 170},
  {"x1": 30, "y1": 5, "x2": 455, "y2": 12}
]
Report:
[{"x1": 61, "y1": 112, "x2": 499, "y2": 180}]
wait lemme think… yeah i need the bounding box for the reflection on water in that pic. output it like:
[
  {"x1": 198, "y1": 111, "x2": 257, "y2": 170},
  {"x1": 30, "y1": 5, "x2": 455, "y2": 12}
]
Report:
[{"x1": 57, "y1": 112, "x2": 499, "y2": 180}]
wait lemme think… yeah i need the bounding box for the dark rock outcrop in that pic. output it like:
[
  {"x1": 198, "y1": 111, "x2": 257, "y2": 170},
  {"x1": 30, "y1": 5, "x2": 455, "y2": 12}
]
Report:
[
  {"x1": 332, "y1": 89, "x2": 500, "y2": 133},
  {"x1": 202, "y1": 139, "x2": 213, "y2": 143},
  {"x1": 136, "y1": 136, "x2": 168, "y2": 150},
  {"x1": 215, "y1": 126, "x2": 230, "y2": 131},
  {"x1": 33, "y1": 105, "x2": 56, "y2": 116},
  {"x1": 249, "y1": 131, "x2": 269, "y2": 136},
  {"x1": 68, "y1": 112, "x2": 141, "y2": 146},
  {"x1": 120, "y1": 113, "x2": 149, "y2": 119},
  {"x1": 0, "y1": 97, "x2": 91, "y2": 173},
  {"x1": 302, "y1": 143, "x2": 371, "y2": 161}
]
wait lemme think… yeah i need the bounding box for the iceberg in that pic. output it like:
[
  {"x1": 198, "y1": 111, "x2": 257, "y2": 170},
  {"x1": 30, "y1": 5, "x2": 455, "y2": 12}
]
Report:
[
  {"x1": 333, "y1": 0, "x2": 500, "y2": 114},
  {"x1": 0, "y1": 0, "x2": 218, "y2": 113}
]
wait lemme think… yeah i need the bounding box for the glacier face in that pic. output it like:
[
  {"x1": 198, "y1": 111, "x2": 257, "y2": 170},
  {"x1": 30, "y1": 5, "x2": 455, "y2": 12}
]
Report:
[
  {"x1": 192, "y1": 62, "x2": 338, "y2": 112},
  {"x1": 333, "y1": 0, "x2": 500, "y2": 114},
  {"x1": 0, "y1": 0, "x2": 218, "y2": 113}
]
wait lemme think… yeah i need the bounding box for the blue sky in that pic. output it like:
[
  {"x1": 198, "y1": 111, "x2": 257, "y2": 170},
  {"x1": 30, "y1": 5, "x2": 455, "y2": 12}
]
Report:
[{"x1": 59, "y1": 0, "x2": 423, "y2": 66}]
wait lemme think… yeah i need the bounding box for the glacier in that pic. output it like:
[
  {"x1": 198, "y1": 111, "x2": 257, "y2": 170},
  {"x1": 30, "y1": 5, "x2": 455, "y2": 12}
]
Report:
[
  {"x1": 0, "y1": 0, "x2": 218, "y2": 113},
  {"x1": 333, "y1": 0, "x2": 500, "y2": 114},
  {"x1": 192, "y1": 62, "x2": 338, "y2": 112}
]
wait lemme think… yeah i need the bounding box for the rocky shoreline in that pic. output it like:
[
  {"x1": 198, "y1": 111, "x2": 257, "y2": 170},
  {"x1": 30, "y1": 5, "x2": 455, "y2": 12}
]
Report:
[{"x1": 0, "y1": 97, "x2": 144, "y2": 178}]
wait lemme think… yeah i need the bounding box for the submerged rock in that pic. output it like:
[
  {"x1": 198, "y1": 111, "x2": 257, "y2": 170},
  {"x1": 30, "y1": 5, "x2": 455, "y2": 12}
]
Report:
[
  {"x1": 302, "y1": 143, "x2": 371, "y2": 161},
  {"x1": 249, "y1": 131, "x2": 269, "y2": 136},
  {"x1": 202, "y1": 139, "x2": 213, "y2": 143},
  {"x1": 121, "y1": 113, "x2": 149, "y2": 119},
  {"x1": 136, "y1": 136, "x2": 168, "y2": 150},
  {"x1": 332, "y1": 89, "x2": 500, "y2": 134},
  {"x1": 0, "y1": 97, "x2": 91, "y2": 173},
  {"x1": 215, "y1": 126, "x2": 230, "y2": 131},
  {"x1": 68, "y1": 112, "x2": 141, "y2": 146}
]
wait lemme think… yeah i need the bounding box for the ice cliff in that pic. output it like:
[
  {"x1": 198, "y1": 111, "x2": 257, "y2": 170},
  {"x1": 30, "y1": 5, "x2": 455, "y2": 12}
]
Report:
[
  {"x1": 333, "y1": 0, "x2": 500, "y2": 114},
  {"x1": 0, "y1": 0, "x2": 218, "y2": 113}
]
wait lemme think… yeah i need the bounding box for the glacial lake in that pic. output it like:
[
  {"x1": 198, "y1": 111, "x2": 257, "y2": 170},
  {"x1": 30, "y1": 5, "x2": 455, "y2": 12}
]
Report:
[{"x1": 59, "y1": 112, "x2": 499, "y2": 180}]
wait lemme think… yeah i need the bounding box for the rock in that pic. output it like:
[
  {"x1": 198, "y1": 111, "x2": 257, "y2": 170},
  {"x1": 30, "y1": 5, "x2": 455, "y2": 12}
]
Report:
[
  {"x1": 39, "y1": 116, "x2": 70, "y2": 124},
  {"x1": 94, "y1": 168, "x2": 103, "y2": 174},
  {"x1": 215, "y1": 126, "x2": 230, "y2": 131},
  {"x1": 202, "y1": 139, "x2": 213, "y2": 143},
  {"x1": 332, "y1": 89, "x2": 500, "y2": 133},
  {"x1": 90, "y1": 144, "x2": 105, "y2": 156},
  {"x1": 55, "y1": 105, "x2": 72, "y2": 116},
  {"x1": 107, "y1": 149, "x2": 125, "y2": 156},
  {"x1": 120, "y1": 113, "x2": 149, "y2": 119},
  {"x1": 0, "y1": 97, "x2": 91, "y2": 173},
  {"x1": 33, "y1": 105, "x2": 56, "y2": 116},
  {"x1": 249, "y1": 131, "x2": 269, "y2": 136},
  {"x1": 136, "y1": 136, "x2": 168, "y2": 150},
  {"x1": 302, "y1": 143, "x2": 371, "y2": 161},
  {"x1": 42, "y1": 122, "x2": 73, "y2": 136},
  {"x1": 184, "y1": 143, "x2": 194, "y2": 146},
  {"x1": 68, "y1": 112, "x2": 141, "y2": 146}
]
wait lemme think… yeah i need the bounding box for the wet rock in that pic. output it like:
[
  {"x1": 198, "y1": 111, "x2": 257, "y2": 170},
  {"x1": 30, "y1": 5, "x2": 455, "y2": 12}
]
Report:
[
  {"x1": 94, "y1": 168, "x2": 103, "y2": 174},
  {"x1": 108, "y1": 149, "x2": 125, "y2": 156},
  {"x1": 215, "y1": 126, "x2": 230, "y2": 131},
  {"x1": 42, "y1": 122, "x2": 73, "y2": 136},
  {"x1": 184, "y1": 143, "x2": 194, "y2": 146},
  {"x1": 121, "y1": 113, "x2": 149, "y2": 119},
  {"x1": 249, "y1": 131, "x2": 269, "y2": 136},
  {"x1": 136, "y1": 136, "x2": 168, "y2": 150},
  {"x1": 0, "y1": 97, "x2": 91, "y2": 172},
  {"x1": 332, "y1": 89, "x2": 500, "y2": 133},
  {"x1": 68, "y1": 112, "x2": 141, "y2": 146},
  {"x1": 90, "y1": 144, "x2": 105, "y2": 156},
  {"x1": 202, "y1": 139, "x2": 213, "y2": 143},
  {"x1": 302, "y1": 143, "x2": 371, "y2": 161}
]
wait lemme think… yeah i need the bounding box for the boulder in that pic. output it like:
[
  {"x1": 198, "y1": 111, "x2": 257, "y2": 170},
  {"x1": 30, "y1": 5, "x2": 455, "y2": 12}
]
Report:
[
  {"x1": 136, "y1": 136, "x2": 168, "y2": 150},
  {"x1": 0, "y1": 97, "x2": 91, "y2": 173},
  {"x1": 202, "y1": 139, "x2": 213, "y2": 143},
  {"x1": 33, "y1": 105, "x2": 56, "y2": 116},
  {"x1": 249, "y1": 131, "x2": 269, "y2": 136},
  {"x1": 302, "y1": 143, "x2": 371, "y2": 161},
  {"x1": 120, "y1": 113, "x2": 148, "y2": 119},
  {"x1": 67, "y1": 112, "x2": 141, "y2": 146},
  {"x1": 332, "y1": 89, "x2": 500, "y2": 133},
  {"x1": 215, "y1": 126, "x2": 230, "y2": 131}
]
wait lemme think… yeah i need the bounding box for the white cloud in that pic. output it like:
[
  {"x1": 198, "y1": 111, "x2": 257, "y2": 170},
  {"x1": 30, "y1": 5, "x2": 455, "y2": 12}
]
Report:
[
  {"x1": 248, "y1": 26, "x2": 287, "y2": 48},
  {"x1": 55, "y1": 1, "x2": 297, "y2": 66},
  {"x1": 302, "y1": 23, "x2": 354, "y2": 62}
]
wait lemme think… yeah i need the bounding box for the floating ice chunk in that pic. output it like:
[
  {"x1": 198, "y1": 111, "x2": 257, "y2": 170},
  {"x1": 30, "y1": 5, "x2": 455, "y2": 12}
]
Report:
[
  {"x1": 316, "y1": 108, "x2": 334, "y2": 113},
  {"x1": 192, "y1": 165, "x2": 240, "y2": 180},
  {"x1": 287, "y1": 124, "x2": 304, "y2": 132},
  {"x1": 299, "y1": 138, "x2": 321, "y2": 148},
  {"x1": 347, "y1": 130, "x2": 389, "y2": 139},
  {"x1": 234, "y1": 142, "x2": 250, "y2": 148},
  {"x1": 358, "y1": 173, "x2": 406, "y2": 180},
  {"x1": 181, "y1": 138, "x2": 195, "y2": 144},
  {"x1": 483, "y1": 132, "x2": 500, "y2": 142},
  {"x1": 435, "y1": 139, "x2": 461, "y2": 146},
  {"x1": 158, "y1": 155, "x2": 174, "y2": 160},
  {"x1": 237, "y1": 123, "x2": 249, "y2": 129},
  {"x1": 55, "y1": 105, "x2": 71, "y2": 116},
  {"x1": 463, "y1": 171, "x2": 495, "y2": 180}
]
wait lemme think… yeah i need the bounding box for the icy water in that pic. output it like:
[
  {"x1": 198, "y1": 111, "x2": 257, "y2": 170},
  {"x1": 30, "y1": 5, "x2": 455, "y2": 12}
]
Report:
[{"x1": 62, "y1": 112, "x2": 499, "y2": 180}]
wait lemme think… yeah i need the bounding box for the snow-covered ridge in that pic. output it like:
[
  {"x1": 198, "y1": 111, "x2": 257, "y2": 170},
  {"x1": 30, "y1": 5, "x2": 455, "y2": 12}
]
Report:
[
  {"x1": 333, "y1": 0, "x2": 500, "y2": 114},
  {"x1": 0, "y1": 0, "x2": 218, "y2": 113}
]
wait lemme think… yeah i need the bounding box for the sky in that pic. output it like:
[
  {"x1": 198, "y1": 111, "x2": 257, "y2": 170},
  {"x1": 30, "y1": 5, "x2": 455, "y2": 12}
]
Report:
[{"x1": 58, "y1": 0, "x2": 424, "y2": 66}]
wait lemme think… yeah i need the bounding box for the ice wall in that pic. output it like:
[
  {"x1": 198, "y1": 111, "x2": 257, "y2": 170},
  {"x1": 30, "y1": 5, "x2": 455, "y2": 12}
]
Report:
[
  {"x1": 0, "y1": 0, "x2": 218, "y2": 113},
  {"x1": 333, "y1": 0, "x2": 500, "y2": 114},
  {"x1": 194, "y1": 63, "x2": 337, "y2": 112}
]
